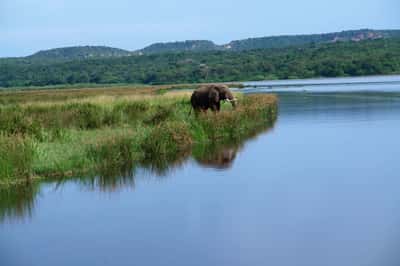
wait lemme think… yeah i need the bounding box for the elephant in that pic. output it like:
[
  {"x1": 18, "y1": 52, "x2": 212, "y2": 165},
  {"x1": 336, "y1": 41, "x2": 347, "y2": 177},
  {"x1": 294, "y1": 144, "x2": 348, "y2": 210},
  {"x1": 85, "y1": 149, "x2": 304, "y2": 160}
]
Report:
[{"x1": 190, "y1": 84, "x2": 237, "y2": 113}]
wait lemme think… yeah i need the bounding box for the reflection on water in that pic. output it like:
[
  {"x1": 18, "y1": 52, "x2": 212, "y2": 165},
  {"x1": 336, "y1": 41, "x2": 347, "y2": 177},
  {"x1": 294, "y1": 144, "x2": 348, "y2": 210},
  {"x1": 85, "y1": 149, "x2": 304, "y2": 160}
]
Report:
[
  {"x1": 75, "y1": 169, "x2": 137, "y2": 193},
  {"x1": 0, "y1": 120, "x2": 275, "y2": 221},
  {"x1": 0, "y1": 182, "x2": 40, "y2": 222},
  {"x1": 193, "y1": 144, "x2": 239, "y2": 169},
  {"x1": 139, "y1": 149, "x2": 191, "y2": 177}
]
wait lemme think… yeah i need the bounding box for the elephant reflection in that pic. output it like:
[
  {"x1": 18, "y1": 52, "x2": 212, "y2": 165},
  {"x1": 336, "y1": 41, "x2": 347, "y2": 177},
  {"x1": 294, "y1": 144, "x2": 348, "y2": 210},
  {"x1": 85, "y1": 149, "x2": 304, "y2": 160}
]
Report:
[{"x1": 193, "y1": 144, "x2": 240, "y2": 169}]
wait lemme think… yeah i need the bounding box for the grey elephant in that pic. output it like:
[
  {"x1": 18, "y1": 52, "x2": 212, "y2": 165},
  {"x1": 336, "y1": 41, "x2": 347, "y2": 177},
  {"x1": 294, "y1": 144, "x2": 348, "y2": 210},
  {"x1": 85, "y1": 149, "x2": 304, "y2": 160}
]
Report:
[{"x1": 190, "y1": 84, "x2": 237, "y2": 113}]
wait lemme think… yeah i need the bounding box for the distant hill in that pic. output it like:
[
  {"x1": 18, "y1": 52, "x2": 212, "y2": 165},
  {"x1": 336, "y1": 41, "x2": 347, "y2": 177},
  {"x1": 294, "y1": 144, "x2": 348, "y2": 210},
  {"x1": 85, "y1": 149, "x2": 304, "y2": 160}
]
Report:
[
  {"x1": 27, "y1": 46, "x2": 132, "y2": 61},
  {"x1": 2, "y1": 29, "x2": 400, "y2": 62},
  {"x1": 223, "y1": 29, "x2": 400, "y2": 51},
  {"x1": 134, "y1": 29, "x2": 400, "y2": 54},
  {"x1": 134, "y1": 40, "x2": 220, "y2": 55}
]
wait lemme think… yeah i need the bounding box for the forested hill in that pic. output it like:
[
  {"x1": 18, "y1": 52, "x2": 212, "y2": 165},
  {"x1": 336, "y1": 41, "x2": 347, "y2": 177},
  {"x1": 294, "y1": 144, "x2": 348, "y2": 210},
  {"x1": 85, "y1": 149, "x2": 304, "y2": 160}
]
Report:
[
  {"x1": 27, "y1": 46, "x2": 132, "y2": 61},
  {"x1": 134, "y1": 40, "x2": 220, "y2": 55},
  {"x1": 134, "y1": 29, "x2": 400, "y2": 54},
  {"x1": 3, "y1": 29, "x2": 400, "y2": 63},
  {"x1": 1, "y1": 38, "x2": 400, "y2": 88},
  {"x1": 224, "y1": 29, "x2": 400, "y2": 51}
]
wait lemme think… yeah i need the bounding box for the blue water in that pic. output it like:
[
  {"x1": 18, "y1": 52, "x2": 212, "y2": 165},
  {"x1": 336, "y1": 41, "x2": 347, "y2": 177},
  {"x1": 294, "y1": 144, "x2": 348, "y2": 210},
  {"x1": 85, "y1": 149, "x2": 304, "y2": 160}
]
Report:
[{"x1": 2, "y1": 76, "x2": 400, "y2": 266}]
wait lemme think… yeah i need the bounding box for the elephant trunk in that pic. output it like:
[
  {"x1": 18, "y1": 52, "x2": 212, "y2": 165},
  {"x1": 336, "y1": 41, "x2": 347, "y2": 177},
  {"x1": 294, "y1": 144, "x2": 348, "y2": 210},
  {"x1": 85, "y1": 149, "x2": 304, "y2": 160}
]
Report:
[
  {"x1": 226, "y1": 97, "x2": 238, "y2": 109},
  {"x1": 231, "y1": 100, "x2": 237, "y2": 109}
]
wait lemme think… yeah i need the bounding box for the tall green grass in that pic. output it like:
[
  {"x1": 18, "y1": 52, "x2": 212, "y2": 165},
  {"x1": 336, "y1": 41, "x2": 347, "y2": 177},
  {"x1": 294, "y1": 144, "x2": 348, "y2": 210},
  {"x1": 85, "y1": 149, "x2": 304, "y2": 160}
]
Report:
[{"x1": 0, "y1": 135, "x2": 35, "y2": 182}]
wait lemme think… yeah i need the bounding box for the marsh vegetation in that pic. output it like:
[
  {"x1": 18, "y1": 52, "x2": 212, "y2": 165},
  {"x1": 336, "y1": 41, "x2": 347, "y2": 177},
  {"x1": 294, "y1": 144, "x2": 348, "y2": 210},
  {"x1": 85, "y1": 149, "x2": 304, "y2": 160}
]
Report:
[{"x1": 0, "y1": 86, "x2": 277, "y2": 185}]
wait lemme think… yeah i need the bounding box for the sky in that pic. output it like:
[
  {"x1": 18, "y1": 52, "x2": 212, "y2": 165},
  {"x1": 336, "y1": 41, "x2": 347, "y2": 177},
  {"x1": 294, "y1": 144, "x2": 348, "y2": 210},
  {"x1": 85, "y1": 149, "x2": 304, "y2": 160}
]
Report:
[{"x1": 1, "y1": 0, "x2": 400, "y2": 57}]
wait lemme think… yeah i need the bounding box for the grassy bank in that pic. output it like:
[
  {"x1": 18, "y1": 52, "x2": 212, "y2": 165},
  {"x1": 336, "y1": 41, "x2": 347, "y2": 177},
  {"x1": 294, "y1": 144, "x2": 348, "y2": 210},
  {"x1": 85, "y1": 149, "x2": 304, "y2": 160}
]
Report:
[{"x1": 0, "y1": 88, "x2": 277, "y2": 186}]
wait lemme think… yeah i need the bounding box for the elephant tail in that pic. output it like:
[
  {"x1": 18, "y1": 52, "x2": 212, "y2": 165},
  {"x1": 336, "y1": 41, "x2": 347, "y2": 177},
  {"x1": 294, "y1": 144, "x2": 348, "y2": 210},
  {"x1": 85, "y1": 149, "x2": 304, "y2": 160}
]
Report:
[{"x1": 188, "y1": 106, "x2": 193, "y2": 116}]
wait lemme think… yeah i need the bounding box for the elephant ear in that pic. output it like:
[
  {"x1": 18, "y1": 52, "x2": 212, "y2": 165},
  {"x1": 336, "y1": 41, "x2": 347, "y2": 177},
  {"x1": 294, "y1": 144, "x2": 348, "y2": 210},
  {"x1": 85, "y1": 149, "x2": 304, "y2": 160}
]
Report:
[
  {"x1": 209, "y1": 88, "x2": 219, "y2": 102},
  {"x1": 217, "y1": 85, "x2": 230, "y2": 100}
]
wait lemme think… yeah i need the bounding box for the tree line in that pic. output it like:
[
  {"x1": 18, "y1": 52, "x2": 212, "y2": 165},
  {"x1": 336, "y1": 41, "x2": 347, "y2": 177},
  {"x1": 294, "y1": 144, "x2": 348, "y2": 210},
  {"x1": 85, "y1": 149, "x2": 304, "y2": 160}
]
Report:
[{"x1": 1, "y1": 38, "x2": 399, "y2": 88}]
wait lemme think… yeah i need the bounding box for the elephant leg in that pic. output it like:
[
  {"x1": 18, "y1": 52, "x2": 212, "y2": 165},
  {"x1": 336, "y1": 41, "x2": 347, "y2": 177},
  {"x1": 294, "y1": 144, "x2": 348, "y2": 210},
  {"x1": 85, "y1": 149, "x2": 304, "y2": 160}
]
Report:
[
  {"x1": 194, "y1": 108, "x2": 201, "y2": 116},
  {"x1": 216, "y1": 102, "x2": 221, "y2": 111},
  {"x1": 210, "y1": 104, "x2": 218, "y2": 113}
]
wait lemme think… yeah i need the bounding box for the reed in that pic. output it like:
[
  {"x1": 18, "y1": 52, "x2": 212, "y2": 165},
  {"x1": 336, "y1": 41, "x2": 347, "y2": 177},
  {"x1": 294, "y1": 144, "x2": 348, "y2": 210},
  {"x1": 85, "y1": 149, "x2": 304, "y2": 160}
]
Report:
[{"x1": 0, "y1": 135, "x2": 35, "y2": 182}]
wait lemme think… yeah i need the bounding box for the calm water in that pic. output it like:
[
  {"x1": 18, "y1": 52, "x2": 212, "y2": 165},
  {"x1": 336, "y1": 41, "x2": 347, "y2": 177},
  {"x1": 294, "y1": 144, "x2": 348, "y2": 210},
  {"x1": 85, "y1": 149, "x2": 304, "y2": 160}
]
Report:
[{"x1": 2, "y1": 76, "x2": 400, "y2": 266}]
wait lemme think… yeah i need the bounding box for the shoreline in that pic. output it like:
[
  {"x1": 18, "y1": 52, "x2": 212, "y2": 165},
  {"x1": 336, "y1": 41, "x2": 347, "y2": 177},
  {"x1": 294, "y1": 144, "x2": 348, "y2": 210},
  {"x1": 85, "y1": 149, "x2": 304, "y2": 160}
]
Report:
[{"x1": 2, "y1": 74, "x2": 400, "y2": 93}]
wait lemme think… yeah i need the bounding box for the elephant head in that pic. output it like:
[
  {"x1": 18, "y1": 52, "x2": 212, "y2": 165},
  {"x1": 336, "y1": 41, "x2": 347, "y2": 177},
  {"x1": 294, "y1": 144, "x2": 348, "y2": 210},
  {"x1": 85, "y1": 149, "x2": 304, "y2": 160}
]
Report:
[{"x1": 213, "y1": 85, "x2": 237, "y2": 108}]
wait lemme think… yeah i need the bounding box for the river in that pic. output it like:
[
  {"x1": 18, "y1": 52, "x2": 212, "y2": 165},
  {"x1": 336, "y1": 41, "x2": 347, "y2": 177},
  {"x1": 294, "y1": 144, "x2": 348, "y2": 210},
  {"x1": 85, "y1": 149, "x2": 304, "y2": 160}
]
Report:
[{"x1": 1, "y1": 75, "x2": 400, "y2": 266}]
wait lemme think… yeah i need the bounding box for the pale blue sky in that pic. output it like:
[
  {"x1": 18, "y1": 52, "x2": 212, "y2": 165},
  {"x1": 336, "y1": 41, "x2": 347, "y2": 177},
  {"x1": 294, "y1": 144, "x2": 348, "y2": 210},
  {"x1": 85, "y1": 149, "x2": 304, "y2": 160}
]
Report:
[{"x1": 1, "y1": 0, "x2": 399, "y2": 57}]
